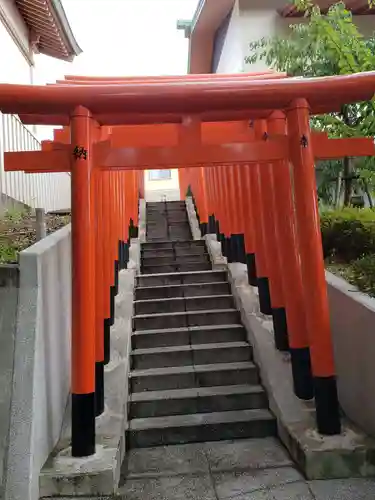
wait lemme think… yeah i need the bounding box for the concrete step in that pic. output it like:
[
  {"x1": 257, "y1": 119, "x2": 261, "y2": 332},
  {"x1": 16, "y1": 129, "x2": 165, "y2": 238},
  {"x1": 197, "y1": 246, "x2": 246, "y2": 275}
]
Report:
[
  {"x1": 146, "y1": 215, "x2": 189, "y2": 223},
  {"x1": 128, "y1": 408, "x2": 276, "y2": 448},
  {"x1": 146, "y1": 222, "x2": 189, "y2": 229},
  {"x1": 146, "y1": 207, "x2": 187, "y2": 213},
  {"x1": 140, "y1": 262, "x2": 212, "y2": 275},
  {"x1": 146, "y1": 201, "x2": 186, "y2": 207},
  {"x1": 146, "y1": 224, "x2": 191, "y2": 231},
  {"x1": 146, "y1": 236, "x2": 193, "y2": 243},
  {"x1": 146, "y1": 202, "x2": 186, "y2": 211},
  {"x1": 135, "y1": 281, "x2": 230, "y2": 301},
  {"x1": 147, "y1": 206, "x2": 187, "y2": 212},
  {"x1": 140, "y1": 242, "x2": 174, "y2": 251},
  {"x1": 141, "y1": 247, "x2": 207, "y2": 259},
  {"x1": 145, "y1": 229, "x2": 191, "y2": 236},
  {"x1": 141, "y1": 253, "x2": 210, "y2": 267},
  {"x1": 145, "y1": 220, "x2": 189, "y2": 225},
  {"x1": 131, "y1": 324, "x2": 247, "y2": 349},
  {"x1": 141, "y1": 256, "x2": 210, "y2": 271},
  {"x1": 146, "y1": 234, "x2": 193, "y2": 242},
  {"x1": 129, "y1": 384, "x2": 268, "y2": 418},
  {"x1": 134, "y1": 294, "x2": 234, "y2": 315},
  {"x1": 146, "y1": 222, "x2": 189, "y2": 228},
  {"x1": 146, "y1": 227, "x2": 191, "y2": 234},
  {"x1": 137, "y1": 270, "x2": 227, "y2": 287},
  {"x1": 131, "y1": 341, "x2": 252, "y2": 370},
  {"x1": 146, "y1": 232, "x2": 192, "y2": 241},
  {"x1": 133, "y1": 308, "x2": 240, "y2": 331},
  {"x1": 147, "y1": 204, "x2": 186, "y2": 208},
  {"x1": 146, "y1": 223, "x2": 191, "y2": 231},
  {"x1": 130, "y1": 361, "x2": 258, "y2": 392},
  {"x1": 146, "y1": 211, "x2": 187, "y2": 217},
  {"x1": 141, "y1": 240, "x2": 206, "y2": 251}
]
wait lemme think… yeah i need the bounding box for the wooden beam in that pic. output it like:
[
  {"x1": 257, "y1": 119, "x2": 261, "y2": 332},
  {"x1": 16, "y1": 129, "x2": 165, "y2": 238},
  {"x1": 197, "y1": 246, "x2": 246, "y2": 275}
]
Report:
[{"x1": 5, "y1": 135, "x2": 374, "y2": 174}]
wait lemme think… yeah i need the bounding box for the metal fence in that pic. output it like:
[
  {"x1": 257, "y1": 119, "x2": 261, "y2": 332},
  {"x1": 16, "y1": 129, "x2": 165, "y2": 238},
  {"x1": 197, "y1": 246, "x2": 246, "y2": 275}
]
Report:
[{"x1": 0, "y1": 113, "x2": 71, "y2": 211}]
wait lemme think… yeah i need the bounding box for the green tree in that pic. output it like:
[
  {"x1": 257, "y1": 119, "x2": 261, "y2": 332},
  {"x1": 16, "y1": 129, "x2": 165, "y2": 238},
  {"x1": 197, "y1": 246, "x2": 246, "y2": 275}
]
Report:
[{"x1": 245, "y1": 1, "x2": 375, "y2": 206}]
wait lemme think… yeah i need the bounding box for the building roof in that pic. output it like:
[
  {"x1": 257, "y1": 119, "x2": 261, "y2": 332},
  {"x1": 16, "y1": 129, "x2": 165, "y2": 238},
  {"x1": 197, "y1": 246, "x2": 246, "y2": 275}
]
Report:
[
  {"x1": 184, "y1": 0, "x2": 373, "y2": 74},
  {"x1": 15, "y1": 0, "x2": 82, "y2": 61}
]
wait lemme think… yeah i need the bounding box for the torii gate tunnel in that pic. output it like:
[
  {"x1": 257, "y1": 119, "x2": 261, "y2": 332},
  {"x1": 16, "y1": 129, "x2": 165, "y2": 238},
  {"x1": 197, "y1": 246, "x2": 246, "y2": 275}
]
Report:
[{"x1": 2, "y1": 70, "x2": 375, "y2": 457}]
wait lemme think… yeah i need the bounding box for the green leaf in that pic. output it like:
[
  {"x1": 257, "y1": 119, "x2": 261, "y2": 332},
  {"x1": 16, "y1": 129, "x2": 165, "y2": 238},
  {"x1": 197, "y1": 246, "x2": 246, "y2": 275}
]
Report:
[{"x1": 245, "y1": 0, "x2": 375, "y2": 203}]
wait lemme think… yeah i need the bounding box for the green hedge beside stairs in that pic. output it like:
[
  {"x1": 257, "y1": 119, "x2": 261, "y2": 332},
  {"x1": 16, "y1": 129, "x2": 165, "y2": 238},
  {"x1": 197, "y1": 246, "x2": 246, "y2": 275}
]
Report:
[{"x1": 321, "y1": 208, "x2": 375, "y2": 297}]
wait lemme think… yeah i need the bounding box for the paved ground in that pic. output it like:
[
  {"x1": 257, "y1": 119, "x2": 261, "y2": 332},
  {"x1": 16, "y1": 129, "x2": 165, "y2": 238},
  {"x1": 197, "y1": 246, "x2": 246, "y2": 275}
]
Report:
[{"x1": 119, "y1": 437, "x2": 375, "y2": 499}]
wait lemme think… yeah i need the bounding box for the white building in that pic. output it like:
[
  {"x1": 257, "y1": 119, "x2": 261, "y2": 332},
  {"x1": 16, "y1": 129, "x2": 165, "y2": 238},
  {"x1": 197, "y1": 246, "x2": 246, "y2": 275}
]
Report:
[
  {"x1": 180, "y1": 0, "x2": 374, "y2": 75},
  {"x1": 144, "y1": 169, "x2": 180, "y2": 202},
  {"x1": 0, "y1": 0, "x2": 81, "y2": 212}
]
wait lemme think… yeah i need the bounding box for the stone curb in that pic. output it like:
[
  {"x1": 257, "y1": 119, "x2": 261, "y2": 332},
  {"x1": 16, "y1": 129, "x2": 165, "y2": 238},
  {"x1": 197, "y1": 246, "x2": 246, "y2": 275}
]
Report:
[
  {"x1": 185, "y1": 197, "x2": 201, "y2": 241},
  {"x1": 138, "y1": 199, "x2": 146, "y2": 244},
  {"x1": 186, "y1": 196, "x2": 375, "y2": 480},
  {"x1": 39, "y1": 240, "x2": 140, "y2": 498},
  {"x1": 204, "y1": 233, "x2": 227, "y2": 270},
  {"x1": 227, "y1": 262, "x2": 375, "y2": 480}
]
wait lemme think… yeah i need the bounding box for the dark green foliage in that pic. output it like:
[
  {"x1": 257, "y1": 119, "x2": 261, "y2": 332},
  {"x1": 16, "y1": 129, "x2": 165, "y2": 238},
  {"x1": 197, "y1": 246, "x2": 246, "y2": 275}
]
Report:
[
  {"x1": 350, "y1": 255, "x2": 375, "y2": 297},
  {"x1": 321, "y1": 208, "x2": 375, "y2": 261},
  {"x1": 321, "y1": 208, "x2": 375, "y2": 296},
  {"x1": 245, "y1": 1, "x2": 375, "y2": 205}
]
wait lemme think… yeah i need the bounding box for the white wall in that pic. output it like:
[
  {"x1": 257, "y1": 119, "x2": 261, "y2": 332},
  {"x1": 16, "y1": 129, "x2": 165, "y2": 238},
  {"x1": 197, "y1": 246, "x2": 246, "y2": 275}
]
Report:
[
  {"x1": 326, "y1": 271, "x2": 375, "y2": 439},
  {"x1": 0, "y1": 14, "x2": 31, "y2": 84},
  {"x1": 144, "y1": 169, "x2": 181, "y2": 202},
  {"x1": 216, "y1": 0, "x2": 375, "y2": 74},
  {"x1": 5, "y1": 225, "x2": 71, "y2": 500},
  {"x1": 241, "y1": 8, "x2": 291, "y2": 72},
  {"x1": 239, "y1": 3, "x2": 375, "y2": 73},
  {"x1": 216, "y1": 0, "x2": 243, "y2": 74},
  {"x1": 0, "y1": 14, "x2": 71, "y2": 211}
]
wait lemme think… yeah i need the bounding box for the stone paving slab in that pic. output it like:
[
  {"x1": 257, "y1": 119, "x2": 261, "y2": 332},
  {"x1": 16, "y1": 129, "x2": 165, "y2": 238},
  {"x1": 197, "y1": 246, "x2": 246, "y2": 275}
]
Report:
[
  {"x1": 118, "y1": 439, "x2": 375, "y2": 500},
  {"x1": 309, "y1": 478, "x2": 375, "y2": 499},
  {"x1": 212, "y1": 467, "x2": 304, "y2": 498},
  {"x1": 124, "y1": 442, "x2": 210, "y2": 478},
  {"x1": 122, "y1": 438, "x2": 289, "y2": 480},
  {"x1": 252, "y1": 482, "x2": 315, "y2": 500},
  {"x1": 204, "y1": 438, "x2": 293, "y2": 471},
  {"x1": 42, "y1": 478, "x2": 375, "y2": 499},
  {"x1": 119, "y1": 438, "x2": 375, "y2": 500},
  {"x1": 119, "y1": 473, "x2": 216, "y2": 500}
]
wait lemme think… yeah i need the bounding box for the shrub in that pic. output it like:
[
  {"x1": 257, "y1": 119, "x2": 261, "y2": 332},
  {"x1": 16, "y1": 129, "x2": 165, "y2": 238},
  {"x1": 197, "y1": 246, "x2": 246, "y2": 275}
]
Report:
[
  {"x1": 350, "y1": 254, "x2": 375, "y2": 297},
  {"x1": 320, "y1": 207, "x2": 375, "y2": 262}
]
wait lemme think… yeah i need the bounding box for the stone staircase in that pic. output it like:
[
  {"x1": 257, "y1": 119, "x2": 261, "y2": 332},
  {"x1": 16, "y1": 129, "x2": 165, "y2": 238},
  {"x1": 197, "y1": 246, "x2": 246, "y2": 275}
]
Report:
[{"x1": 127, "y1": 200, "x2": 276, "y2": 449}]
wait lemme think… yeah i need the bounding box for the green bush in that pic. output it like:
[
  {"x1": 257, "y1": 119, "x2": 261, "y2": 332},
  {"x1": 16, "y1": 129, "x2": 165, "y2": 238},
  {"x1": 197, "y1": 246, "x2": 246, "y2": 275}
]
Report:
[
  {"x1": 320, "y1": 208, "x2": 375, "y2": 262},
  {"x1": 349, "y1": 255, "x2": 375, "y2": 297}
]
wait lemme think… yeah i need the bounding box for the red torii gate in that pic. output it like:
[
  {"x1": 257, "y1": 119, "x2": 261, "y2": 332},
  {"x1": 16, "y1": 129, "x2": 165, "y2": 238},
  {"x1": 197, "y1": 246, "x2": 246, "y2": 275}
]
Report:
[{"x1": 1, "y1": 71, "x2": 375, "y2": 458}]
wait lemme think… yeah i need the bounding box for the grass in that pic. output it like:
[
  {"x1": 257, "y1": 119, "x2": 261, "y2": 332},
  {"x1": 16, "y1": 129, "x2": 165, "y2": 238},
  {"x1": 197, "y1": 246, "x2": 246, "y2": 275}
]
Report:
[
  {"x1": 326, "y1": 260, "x2": 375, "y2": 298},
  {"x1": 0, "y1": 207, "x2": 71, "y2": 264}
]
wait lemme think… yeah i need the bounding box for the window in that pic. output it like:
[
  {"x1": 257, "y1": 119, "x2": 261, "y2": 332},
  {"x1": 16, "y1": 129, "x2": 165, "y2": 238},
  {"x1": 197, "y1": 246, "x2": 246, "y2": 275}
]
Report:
[{"x1": 148, "y1": 170, "x2": 172, "y2": 181}]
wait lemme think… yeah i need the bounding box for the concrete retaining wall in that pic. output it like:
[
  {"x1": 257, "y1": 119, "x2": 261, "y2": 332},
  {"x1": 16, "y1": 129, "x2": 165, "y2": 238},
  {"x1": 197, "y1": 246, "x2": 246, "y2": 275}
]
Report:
[
  {"x1": 326, "y1": 271, "x2": 375, "y2": 439},
  {"x1": 0, "y1": 265, "x2": 19, "y2": 500},
  {"x1": 5, "y1": 224, "x2": 71, "y2": 500}
]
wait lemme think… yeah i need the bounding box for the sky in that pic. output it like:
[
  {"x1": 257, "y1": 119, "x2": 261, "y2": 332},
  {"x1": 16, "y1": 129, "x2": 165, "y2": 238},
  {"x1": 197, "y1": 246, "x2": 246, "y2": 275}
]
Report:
[{"x1": 34, "y1": 0, "x2": 199, "y2": 84}]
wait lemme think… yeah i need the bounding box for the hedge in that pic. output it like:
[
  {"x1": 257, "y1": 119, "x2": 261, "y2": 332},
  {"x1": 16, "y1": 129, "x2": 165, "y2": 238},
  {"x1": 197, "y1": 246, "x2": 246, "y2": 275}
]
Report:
[
  {"x1": 320, "y1": 207, "x2": 375, "y2": 262},
  {"x1": 320, "y1": 207, "x2": 375, "y2": 296}
]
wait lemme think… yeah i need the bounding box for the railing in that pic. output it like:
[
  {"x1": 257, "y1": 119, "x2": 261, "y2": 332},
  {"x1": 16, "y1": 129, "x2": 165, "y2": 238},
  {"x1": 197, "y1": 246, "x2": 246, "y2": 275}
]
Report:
[{"x1": 0, "y1": 113, "x2": 71, "y2": 211}]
